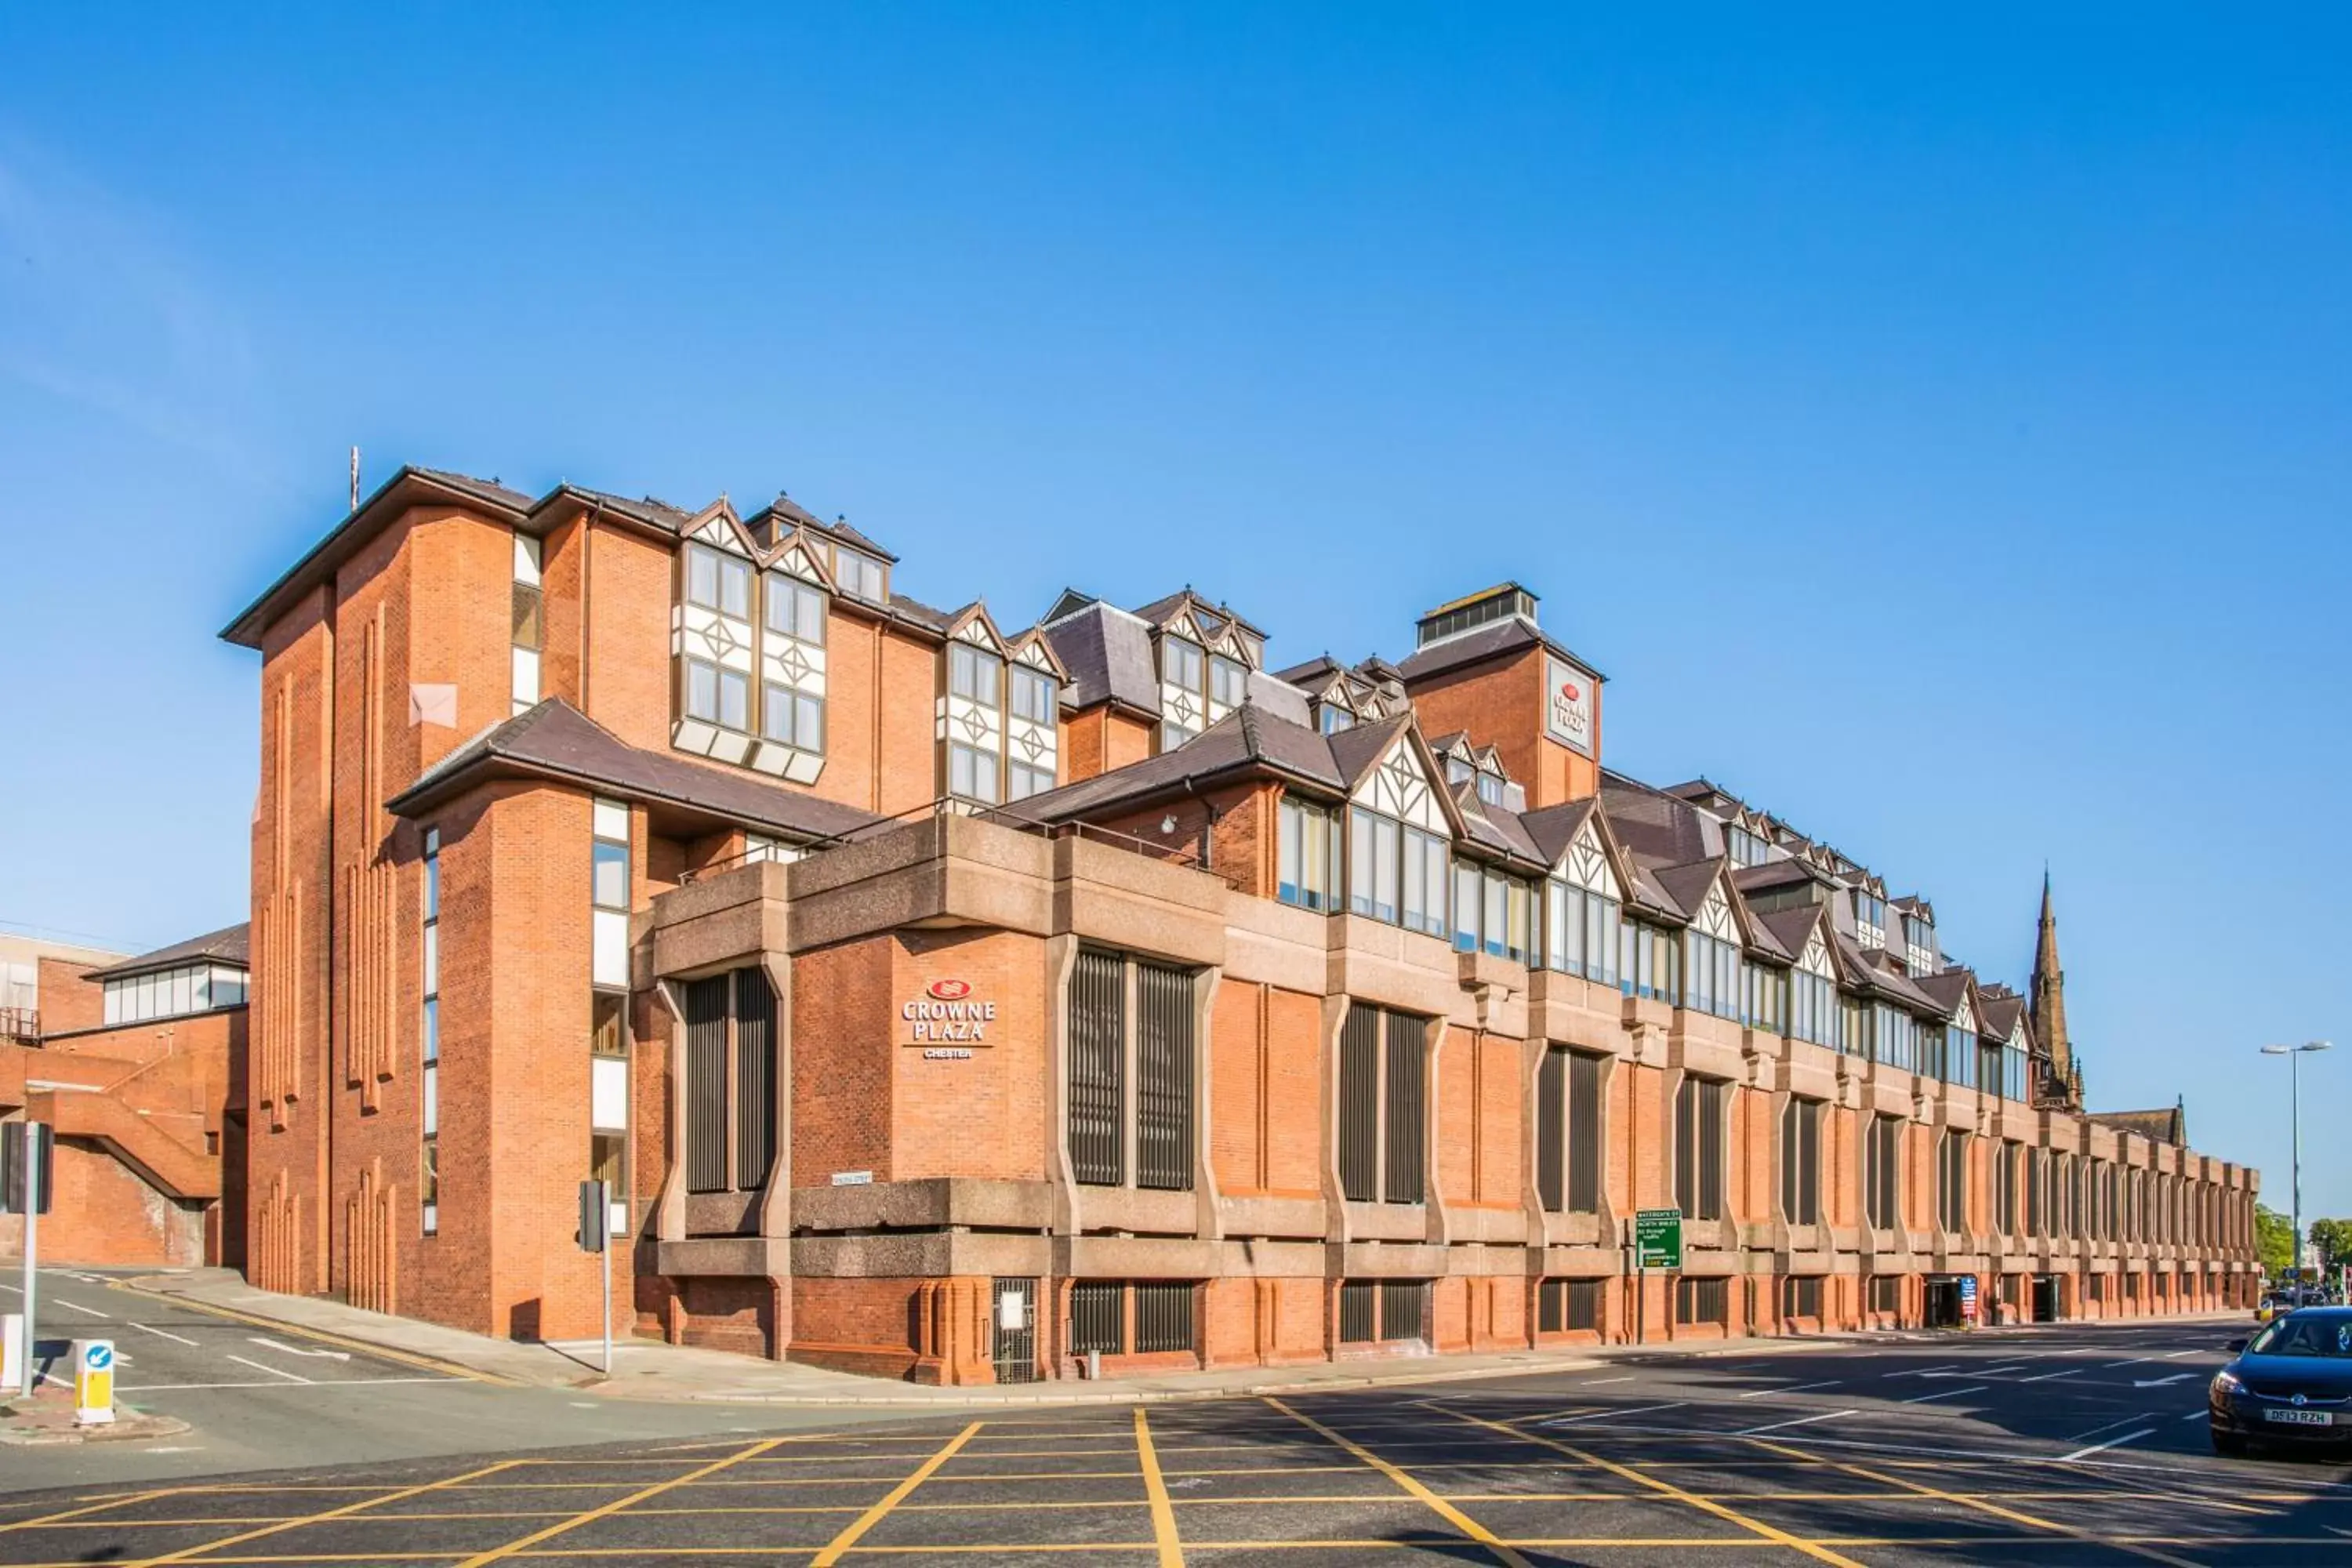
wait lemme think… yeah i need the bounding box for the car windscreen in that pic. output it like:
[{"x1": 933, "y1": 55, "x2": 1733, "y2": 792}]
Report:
[{"x1": 2249, "y1": 1316, "x2": 2352, "y2": 1358}]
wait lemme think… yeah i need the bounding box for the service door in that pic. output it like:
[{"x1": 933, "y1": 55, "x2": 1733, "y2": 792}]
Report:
[{"x1": 992, "y1": 1278, "x2": 1039, "y2": 1385}]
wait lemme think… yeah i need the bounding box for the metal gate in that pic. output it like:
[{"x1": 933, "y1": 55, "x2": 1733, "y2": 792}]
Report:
[{"x1": 992, "y1": 1278, "x2": 1039, "y2": 1385}]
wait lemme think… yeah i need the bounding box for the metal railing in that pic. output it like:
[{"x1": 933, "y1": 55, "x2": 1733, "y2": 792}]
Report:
[{"x1": 0, "y1": 1007, "x2": 37, "y2": 1045}]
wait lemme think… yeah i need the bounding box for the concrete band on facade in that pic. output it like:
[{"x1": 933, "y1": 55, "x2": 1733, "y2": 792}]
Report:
[{"x1": 205, "y1": 463, "x2": 2259, "y2": 1385}]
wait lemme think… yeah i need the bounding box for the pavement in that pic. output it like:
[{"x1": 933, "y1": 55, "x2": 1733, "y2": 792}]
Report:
[{"x1": 2, "y1": 1316, "x2": 2340, "y2": 1566}]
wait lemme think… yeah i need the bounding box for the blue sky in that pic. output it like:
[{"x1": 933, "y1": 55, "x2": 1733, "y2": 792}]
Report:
[{"x1": 2, "y1": 8, "x2": 2345, "y2": 1220}]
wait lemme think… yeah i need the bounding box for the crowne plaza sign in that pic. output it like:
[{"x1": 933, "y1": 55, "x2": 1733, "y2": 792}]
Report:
[
  {"x1": 1545, "y1": 656, "x2": 1595, "y2": 758},
  {"x1": 902, "y1": 978, "x2": 996, "y2": 1044}
]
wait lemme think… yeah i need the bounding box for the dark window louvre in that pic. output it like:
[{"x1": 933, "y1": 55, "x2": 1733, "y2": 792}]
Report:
[
  {"x1": 1697, "y1": 1080, "x2": 1725, "y2": 1222},
  {"x1": 733, "y1": 969, "x2": 775, "y2": 1190},
  {"x1": 1135, "y1": 963, "x2": 1193, "y2": 1191},
  {"x1": 1070, "y1": 1280, "x2": 1123, "y2": 1355},
  {"x1": 1338, "y1": 1280, "x2": 1376, "y2": 1343},
  {"x1": 1566, "y1": 1279, "x2": 1600, "y2": 1331},
  {"x1": 1133, "y1": 1283, "x2": 1195, "y2": 1353},
  {"x1": 684, "y1": 975, "x2": 728, "y2": 1194},
  {"x1": 1068, "y1": 950, "x2": 1125, "y2": 1186},
  {"x1": 1536, "y1": 1049, "x2": 1566, "y2": 1212},
  {"x1": 1338, "y1": 1007, "x2": 1380, "y2": 1203},
  {"x1": 1566, "y1": 1052, "x2": 1602, "y2": 1213},
  {"x1": 1677, "y1": 1276, "x2": 1727, "y2": 1325},
  {"x1": 1377, "y1": 1279, "x2": 1428, "y2": 1342},
  {"x1": 1788, "y1": 1276, "x2": 1822, "y2": 1317},
  {"x1": 1381, "y1": 1012, "x2": 1425, "y2": 1204},
  {"x1": 1799, "y1": 1100, "x2": 1820, "y2": 1225}
]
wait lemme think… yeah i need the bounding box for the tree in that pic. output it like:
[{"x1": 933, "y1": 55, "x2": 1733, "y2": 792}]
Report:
[
  {"x1": 2308, "y1": 1218, "x2": 2352, "y2": 1275},
  {"x1": 2256, "y1": 1204, "x2": 2296, "y2": 1280}
]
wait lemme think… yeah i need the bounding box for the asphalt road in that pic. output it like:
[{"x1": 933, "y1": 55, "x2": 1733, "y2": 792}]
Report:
[
  {"x1": 0, "y1": 1267, "x2": 916, "y2": 1491},
  {"x1": 5, "y1": 1314, "x2": 2345, "y2": 1566}
]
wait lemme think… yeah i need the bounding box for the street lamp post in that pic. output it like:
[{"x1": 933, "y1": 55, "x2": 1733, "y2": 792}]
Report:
[{"x1": 2261, "y1": 1041, "x2": 2332, "y2": 1290}]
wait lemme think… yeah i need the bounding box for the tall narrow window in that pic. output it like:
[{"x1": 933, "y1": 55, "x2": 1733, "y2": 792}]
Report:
[
  {"x1": 1938, "y1": 1131, "x2": 1968, "y2": 1232},
  {"x1": 1674, "y1": 1077, "x2": 1726, "y2": 1221},
  {"x1": 1780, "y1": 1097, "x2": 1821, "y2": 1224},
  {"x1": 1338, "y1": 1004, "x2": 1425, "y2": 1205},
  {"x1": 1537, "y1": 1047, "x2": 1604, "y2": 1214},
  {"x1": 590, "y1": 799, "x2": 631, "y2": 1236},
  {"x1": 1068, "y1": 949, "x2": 1125, "y2": 1186},
  {"x1": 420, "y1": 826, "x2": 441, "y2": 1236},
  {"x1": 1864, "y1": 1116, "x2": 1903, "y2": 1229},
  {"x1": 1276, "y1": 795, "x2": 1341, "y2": 912},
  {"x1": 1007, "y1": 666, "x2": 1059, "y2": 801},
  {"x1": 511, "y1": 534, "x2": 543, "y2": 714},
  {"x1": 1134, "y1": 960, "x2": 1194, "y2": 1192}
]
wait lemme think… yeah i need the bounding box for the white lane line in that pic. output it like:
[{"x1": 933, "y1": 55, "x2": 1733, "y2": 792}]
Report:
[
  {"x1": 224, "y1": 1353, "x2": 312, "y2": 1384},
  {"x1": 247, "y1": 1334, "x2": 351, "y2": 1362},
  {"x1": 2180, "y1": 1410, "x2": 2210, "y2": 1422},
  {"x1": 119, "y1": 1376, "x2": 470, "y2": 1392},
  {"x1": 1540, "y1": 1401, "x2": 1686, "y2": 1426},
  {"x1": 2066, "y1": 1413, "x2": 2148, "y2": 1442},
  {"x1": 129, "y1": 1321, "x2": 198, "y2": 1347},
  {"x1": 52, "y1": 1298, "x2": 111, "y2": 1318},
  {"x1": 2161, "y1": 1349, "x2": 2203, "y2": 1359},
  {"x1": 2060, "y1": 1427, "x2": 2157, "y2": 1461},
  {"x1": 2132, "y1": 1372, "x2": 2195, "y2": 1388},
  {"x1": 1581, "y1": 1376, "x2": 1637, "y2": 1385},
  {"x1": 1901, "y1": 1384, "x2": 1988, "y2": 1404},
  {"x1": 1882, "y1": 1363, "x2": 1957, "y2": 1379},
  {"x1": 1738, "y1": 1408, "x2": 1856, "y2": 1436},
  {"x1": 1980, "y1": 1363, "x2": 2029, "y2": 1374},
  {"x1": 1737, "y1": 1379, "x2": 1842, "y2": 1399},
  {"x1": 2105, "y1": 1357, "x2": 2151, "y2": 1368},
  {"x1": 2020, "y1": 1367, "x2": 2083, "y2": 1382}
]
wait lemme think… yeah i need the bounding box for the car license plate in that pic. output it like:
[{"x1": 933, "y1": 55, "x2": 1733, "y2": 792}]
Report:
[{"x1": 2262, "y1": 1408, "x2": 2332, "y2": 1425}]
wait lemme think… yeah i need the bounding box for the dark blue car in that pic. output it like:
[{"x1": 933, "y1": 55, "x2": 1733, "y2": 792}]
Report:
[{"x1": 2210, "y1": 1306, "x2": 2352, "y2": 1457}]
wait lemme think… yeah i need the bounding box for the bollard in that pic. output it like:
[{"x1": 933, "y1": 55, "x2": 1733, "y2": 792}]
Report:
[{"x1": 72, "y1": 1338, "x2": 114, "y2": 1425}]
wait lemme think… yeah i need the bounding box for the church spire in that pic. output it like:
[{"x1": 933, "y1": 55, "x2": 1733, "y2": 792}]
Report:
[{"x1": 2031, "y1": 869, "x2": 2078, "y2": 1109}]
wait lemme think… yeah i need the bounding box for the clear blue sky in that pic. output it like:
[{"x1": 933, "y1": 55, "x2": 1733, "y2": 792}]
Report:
[{"x1": 3, "y1": 9, "x2": 2344, "y2": 1220}]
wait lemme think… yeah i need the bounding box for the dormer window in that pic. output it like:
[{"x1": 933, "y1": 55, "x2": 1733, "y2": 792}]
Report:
[
  {"x1": 1727, "y1": 825, "x2": 1767, "y2": 867},
  {"x1": 1902, "y1": 913, "x2": 1936, "y2": 977},
  {"x1": 1475, "y1": 773, "x2": 1504, "y2": 808},
  {"x1": 832, "y1": 545, "x2": 887, "y2": 604},
  {"x1": 1319, "y1": 704, "x2": 1352, "y2": 735},
  {"x1": 1853, "y1": 889, "x2": 1887, "y2": 949},
  {"x1": 687, "y1": 543, "x2": 751, "y2": 619},
  {"x1": 1209, "y1": 652, "x2": 1247, "y2": 710},
  {"x1": 1007, "y1": 664, "x2": 1060, "y2": 800},
  {"x1": 686, "y1": 658, "x2": 750, "y2": 731},
  {"x1": 946, "y1": 641, "x2": 1005, "y2": 805},
  {"x1": 1160, "y1": 636, "x2": 1206, "y2": 747}
]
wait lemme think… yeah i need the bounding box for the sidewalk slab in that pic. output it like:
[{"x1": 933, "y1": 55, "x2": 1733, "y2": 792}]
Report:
[{"x1": 118, "y1": 1269, "x2": 2247, "y2": 1410}]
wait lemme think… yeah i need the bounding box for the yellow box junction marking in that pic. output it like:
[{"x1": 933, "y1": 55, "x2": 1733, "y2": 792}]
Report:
[
  {"x1": 118, "y1": 1460, "x2": 525, "y2": 1567},
  {"x1": 451, "y1": 1439, "x2": 785, "y2": 1566},
  {"x1": 1264, "y1": 1398, "x2": 1530, "y2": 1567},
  {"x1": 808, "y1": 1421, "x2": 982, "y2": 1567}
]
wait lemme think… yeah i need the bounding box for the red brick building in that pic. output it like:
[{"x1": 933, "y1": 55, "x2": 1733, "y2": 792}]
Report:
[
  {"x1": 1, "y1": 927, "x2": 249, "y2": 1268},
  {"x1": 217, "y1": 466, "x2": 2258, "y2": 1381}
]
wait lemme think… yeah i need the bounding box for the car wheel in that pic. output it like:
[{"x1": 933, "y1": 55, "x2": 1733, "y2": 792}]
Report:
[{"x1": 2210, "y1": 1428, "x2": 2248, "y2": 1457}]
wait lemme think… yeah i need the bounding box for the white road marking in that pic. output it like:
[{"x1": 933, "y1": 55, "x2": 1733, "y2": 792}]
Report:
[
  {"x1": 2020, "y1": 1367, "x2": 2084, "y2": 1382},
  {"x1": 2067, "y1": 1414, "x2": 2149, "y2": 1441},
  {"x1": 1901, "y1": 1384, "x2": 1988, "y2": 1403},
  {"x1": 1737, "y1": 1379, "x2": 1842, "y2": 1399},
  {"x1": 51, "y1": 1298, "x2": 111, "y2": 1318},
  {"x1": 129, "y1": 1320, "x2": 199, "y2": 1346},
  {"x1": 2181, "y1": 1410, "x2": 2210, "y2": 1422},
  {"x1": 2106, "y1": 1358, "x2": 2151, "y2": 1368},
  {"x1": 1739, "y1": 1408, "x2": 1856, "y2": 1436},
  {"x1": 1883, "y1": 1363, "x2": 1957, "y2": 1378},
  {"x1": 2060, "y1": 1427, "x2": 2156, "y2": 1461},
  {"x1": 224, "y1": 1352, "x2": 312, "y2": 1384},
  {"x1": 2161, "y1": 1349, "x2": 2202, "y2": 1359},
  {"x1": 1541, "y1": 1401, "x2": 1686, "y2": 1425},
  {"x1": 1980, "y1": 1363, "x2": 2029, "y2": 1374},
  {"x1": 1582, "y1": 1375, "x2": 1636, "y2": 1385},
  {"x1": 2133, "y1": 1373, "x2": 2194, "y2": 1388},
  {"x1": 248, "y1": 1334, "x2": 351, "y2": 1361},
  {"x1": 120, "y1": 1376, "x2": 467, "y2": 1391}
]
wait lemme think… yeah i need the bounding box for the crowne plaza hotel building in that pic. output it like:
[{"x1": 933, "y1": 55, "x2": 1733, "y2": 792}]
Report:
[{"x1": 220, "y1": 466, "x2": 2258, "y2": 1382}]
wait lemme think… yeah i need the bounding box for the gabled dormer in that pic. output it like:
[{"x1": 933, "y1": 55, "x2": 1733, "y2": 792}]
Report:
[
  {"x1": 1137, "y1": 588, "x2": 1263, "y2": 750},
  {"x1": 1003, "y1": 628, "x2": 1069, "y2": 802},
  {"x1": 939, "y1": 604, "x2": 1011, "y2": 807},
  {"x1": 673, "y1": 501, "x2": 760, "y2": 767}
]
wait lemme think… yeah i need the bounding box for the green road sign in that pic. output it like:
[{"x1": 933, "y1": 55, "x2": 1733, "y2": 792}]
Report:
[{"x1": 1635, "y1": 1207, "x2": 1683, "y2": 1270}]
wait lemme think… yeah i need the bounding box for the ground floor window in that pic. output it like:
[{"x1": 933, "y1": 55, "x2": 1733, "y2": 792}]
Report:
[
  {"x1": 1537, "y1": 1278, "x2": 1602, "y2": 1333},
  {"x1": 1069, "y1": 1279, "x2": 1198, "y2": 1357},
  {"x1": 1677, "y1": 1276, "x2": 1729, "y2": 1326},
  {"x1": 1784, "y1": 1276, "x2": 1824, "y2": 1318},
  {"x1": 1338, "y1": 1279, "x2": 1428, "y2": 1344},
  {"x1": 1868, "y1": 1275, "x2": 1900, "y2": 1315}
]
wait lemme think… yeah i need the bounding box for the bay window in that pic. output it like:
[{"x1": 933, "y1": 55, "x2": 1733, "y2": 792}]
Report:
[
  {"x1": 1684, "y1": 928, "x2": 1744, "y2": 1022},
  {"x1": 1277, "y1": 795, "x2": 1342, "y2": 912},
  {"x1": 1350, "y1": 808, "x2": 1448, "y2": 935},
  {"x1": 1620, "y1": 918, "x2": 1682, "y2": 1004},
  {"x1": 1543, "y1": 880, "x2": 1621, "y2": 984},
  {"x1": 1452, "y1": 862, "x2": 1532, "y2": 962}
]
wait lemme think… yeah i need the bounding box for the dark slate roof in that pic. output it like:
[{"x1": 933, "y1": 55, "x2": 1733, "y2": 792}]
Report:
[
  {"x1": 1326, "y1": 712, "x2": 1414, "y2": 789},
  {"x1": 1452, "y1": 787, "x2": 1545, "y2": 868},
  {"x1": 385, "y1": 699, "x2": 882, "y2": 842},
  {"x1": 2092, "y1": 1106, "x2": 2187, "y2": 1146},
  {"x1": 1911, "y1": 968, "x2": 1974, "y2": 1019},
  {"x1": 1246, "y1": 670, "x2": 1314, "y2": 729},
  {"x1": 889, "y1": 593, "x2": 955, "y2": 633},
  {"x1": 1599, "y1": 771, "x2": 1716, "y2": 869},
  {"x1": 1743, "y1": 906, "x2": 1794, "y2": 961},
  {"x1": 85, "y1": 923, "x2": 252, "y2": 982},
  {"x1": 1976, "y1": 986, "x2": 2027, "y2": 1043},
  {"x1": 1130, "y1": 588, "x2": 1266, "y2": 638},
  {"x1": 1272, "y1": 655, "x2": 1345, "y2": 687},
  {"x1": 1042, "y1": 601, "x2": 1161, "y2": 715},
  {"x1": 223, "y1": 465, "x2": 532, "y2": 647},
  {"x1": 1392, "y1": 616, "x2": 1606, "y2": 684},
  {"x1": 533, "y1": 485, "x2": 695, "y2": 532},
  {"x1": 1518, "y1": 798, "x2": 1598, "y2": 866},
  {"x1": 1760, "y1": 906, "x2": 1825, "y2": 964},
  {"x1": 1001, "y1": 702, "x2": 1346, "y2": 823},
  {"x1": 1834, "y1": 936, "x2": 1944, "y2": 1011},
  {"x1": 1732, "y1": 858, "x2": 1818, "y2": 895},
  {"x1": 1651, "y1": 860, "x2": 1724, "y2": 924}
]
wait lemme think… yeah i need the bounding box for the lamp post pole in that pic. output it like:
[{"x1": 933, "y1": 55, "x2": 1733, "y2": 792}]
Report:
[{"x1": 2262, "y1": 1041, "x2": 2332, "y2": 1290}]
